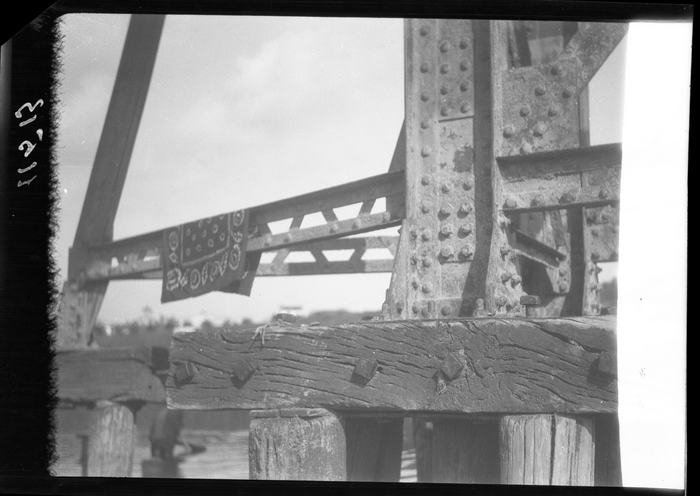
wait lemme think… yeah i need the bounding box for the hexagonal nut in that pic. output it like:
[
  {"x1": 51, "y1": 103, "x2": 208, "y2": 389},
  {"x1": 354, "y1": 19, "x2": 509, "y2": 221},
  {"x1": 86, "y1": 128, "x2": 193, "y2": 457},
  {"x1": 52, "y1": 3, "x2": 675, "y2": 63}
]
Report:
[
  {"x1": 231, "y1": 359, "x2": 256, "y2": 383},
  {"x1": 595, "y1": 351, "x2": 617, "y2": 377},
  {"x1": 353, "y1": 357, "x2": 379, "y2": 383},
  {"x1": 440, "y1": 224, "x2": 454, "y2": 237},
  {"x1": 440, "y1": 353, "x2": 464, "y2": 381},
  {"x1": 174, "y1": 362, "x2": 197, "y2": 386}
]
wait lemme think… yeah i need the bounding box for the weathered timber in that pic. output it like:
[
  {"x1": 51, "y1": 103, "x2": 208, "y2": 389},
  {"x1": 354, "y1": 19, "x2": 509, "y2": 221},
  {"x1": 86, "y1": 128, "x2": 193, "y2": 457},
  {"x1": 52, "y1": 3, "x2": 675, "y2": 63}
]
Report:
[
  {"x1": 593, "y1": 413, "x2": 622, "y2": 486},
  {"x1": 167, "y1": 317, "x2": 617, "y2": 413},
  {"x1": 86, "y1": 401, "x2": 138, "y2": 477},
  {"x1": 345, "y1": 417, "x2": 403, "y2": 482},
  {"x1": 500, "y1": 414, "x2": 594, "y2": 485},
  {"x1": 56, "y1": 347, "x2": 166, "y2": 403},
  {"x1": 248, "y1": 409, "x2": 346, "y2": 480}
]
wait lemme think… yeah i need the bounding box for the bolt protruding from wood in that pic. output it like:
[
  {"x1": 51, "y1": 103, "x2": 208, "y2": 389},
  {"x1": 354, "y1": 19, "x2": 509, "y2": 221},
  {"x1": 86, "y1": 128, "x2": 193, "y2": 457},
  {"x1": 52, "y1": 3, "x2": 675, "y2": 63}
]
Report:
[
  {"x1": 174, "y1": 362, "x2": 197, "y2": 386},
  {"x1": 441, "y1": 183, "x2": 452, "y2": 194},
  {"x1": 533, "y1": 123, "x2": 547, "y2": 137},
  {"x1": 353, "y1": 357, "x2": 379, "y2": 385},
  {"x1": 412, "y1": 303, "x2": 420, "y2": 314},
  {"x1": 440, "y1": 353, "x2": 464, "y2": 381},
  {"x1": 231, "y1": 359, "x2": 256, "y2": 384},
  {"x1": 535, "y1": 86, "x2": 546, "y2": 96},
  {"x1": 421, "y1": 308, "x2": 429, "y2": 318},
  {"x1": 421, "y1": 203, "x2": 431, "y2": 214},
  {"x1": 531, "y1": 194, "x2": 545, "y2": 207},
  {"x1": 562, "y1": 86, "x2": 575, "y2": 99},
  {"x1": 520, "y1": 295, "x2": 541, "y2": 318},
  {"x1": 595, "y1": 351, "x2": 617, "y2": 378}
]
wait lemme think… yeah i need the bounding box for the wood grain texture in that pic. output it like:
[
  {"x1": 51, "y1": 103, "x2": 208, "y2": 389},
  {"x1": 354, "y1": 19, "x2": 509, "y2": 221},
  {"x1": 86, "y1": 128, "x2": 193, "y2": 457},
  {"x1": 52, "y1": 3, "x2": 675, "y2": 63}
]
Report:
[
  {"x1": 248, "y1": 410, "x2": 346, "y2": 480},
  {"x1": 168, "y1": 317, "x2": 617, "y2": 413},
  {"x1": 87, "y1": 402, "x2": 137, "y2": 476},
  {"x1": 346, "y1": 417, "x2": 403, "y2": 482},
  {"x1": 56, "y1": 347, "x2": 166, "y2": 403},
  {"x1": 431, "y1": 419, "x2": 500, "y2": 483}
]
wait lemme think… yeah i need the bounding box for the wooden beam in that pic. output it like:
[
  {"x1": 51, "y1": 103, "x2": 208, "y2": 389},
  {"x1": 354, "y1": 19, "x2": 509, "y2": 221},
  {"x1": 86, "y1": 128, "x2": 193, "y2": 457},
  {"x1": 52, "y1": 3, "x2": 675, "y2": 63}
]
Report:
[
  {"x1": 56, "y1": 347, "x2": 167, "y2": 404},
  {"x1": 167, "y1": 316, "x2": 617, "y2": 414}
]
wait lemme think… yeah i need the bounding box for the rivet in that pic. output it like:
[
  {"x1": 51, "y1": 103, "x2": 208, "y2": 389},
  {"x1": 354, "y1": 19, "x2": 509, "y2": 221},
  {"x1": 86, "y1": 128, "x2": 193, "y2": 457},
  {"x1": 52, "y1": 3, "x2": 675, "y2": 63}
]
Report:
[
  {"x1": 459, "y1": 38, "x2": 469, "y2": 49},
  {"x1": 501, "y1": 272, "x2": 512, "y2": 283},
  {"x1": 420, "y1": 25, "x2": 430, "y2": 36},
  {"x1": 329, "y1": 223, "x2": 339, "y2": 233},
  {"x1": 421, "y1": 91, "x2": 431, "y2": 102},
  {"x1": 495, "y1": 296, "x2": 508, "y2": 307},
  {"x1": 353, "y1": 357, "x2": 379, "y2": 383},
  {"x1": 560, "y1": 191, "x2": 577, "y2": 204},
  {"x1": 383, "y1": 211, "x2": 392, "y2": 222},
  {"x1": 421, "y1": 231, "x2": 431, "y2": 241},
  {"x1": 459, "y1": 60, "x2": 469, "y2": 71},
  {"x1": 531, "y1": 194, "x2": 545, "y2": 207},
  {"x1": 460, "y1": 244, "x2": 473, "y2": 258},
  {"x1": 440, "y1": 64, "x2": 450, "y2": 74},
  {"x1": 440, "y1": 41, "x2": 450, "y2": 53},
  {"x1": 352, "y1": 219, "x2": 362, "y2": 230},
  {"x1": 440, "y1": 84, "x2": 451, "y2": 95},
  {"x1": 562, "y1": 87, "x2": 575, "y2": 99},
  {"x1": 412, "y1": 303, "x2": 420, "y2": 314},
  {"x1": 421, "y1": 203, "x2": 431, "y2": 214},
  {"x1": 535, "y1": 86, "x2": 546, "y2": 96},
  {"x1": 550, "y1": 65, "x2": 560, "y2": 76},
  {"x1": 440, "y1": 246, "x2": 454, "y2": 259},
  {"x1": 174, "y1": 362, "x2": 197, "y2": 386},
  {"x1": 421, "y1": 146, "x2": 432, "y2": 157},
  {"x1": 504, "y1": 197, "x2": 518, "y2": 209},
  {"x1": 422, "y1": 258, "x2": 433, "y2": 267},
  {"x1": 441, "y1": 305, "x2": 452, "y2": 317},
  {"x1": 460, "y1": 102, "x2": 470, "y2": 114},
  {"x1": 264, "y1": 236, "x2": 272, "y2": 247},
  {"x1": 458, "y1": 224, "x2": 472, "y2": 236},
  {"x1": 559, "y1": 281, "x2": 570, "y2": 292},
  {"x1": 231, "y1": 359, "x2": 256, "y2": 384},
  {"x1": 421, "y1": 283, "x2": 433, "y2": 294},
  {"x1": 440, "y1": 224, "x2": 453, "y2": 237},
  {"x1": 533, "y1": 123, "x2": 547, "y2": 137},
  {"x1": 441, "y1": 183, "x2": 452, "y2": 193},
  {"x1": 599, "y1": 188, "x2": 611, "y2": 200},
  {"x1": 511, "y1": 274, "x2": 522, "y2": 286},
  {"x1": 520, "y1": 105, "x2": 531, "y2": 117},
  {"x1": 596, "y1": 351, "x2": 617, "y2": 377},
  {"x1": 441, "y1": 106, "x2": 451, "y2": 117},
  {"x1": 500, "y1": 246, "x2": 511, "y2": 257},
  {"x1": 558, "y1": 266, "x2": 567, "y2": 276},
  {"x1": 421, "y1": 119, "x2": 431, "y2": 129},
  {"x1": 420, "y1": 62, "x2": 432, "y2": 73},
  {"x1": 548, "y1": 107, "x2": 559, "y2": 117},
  {"x1": 284, "y1": 234, "x2": 292, "y2": 243},
  {"x1": 503, "y1": 126, "x2": 515, "y2": 138},
  {"x1": 458, "y1": 203, "x2": 471, "y2": 215},
  {"x1": 421, "y1": 308, "x2": 429, "y2": 318},
  {"x1": 460, "y1": 81, "x2": 470, "y2": 92},
  {"x1": 439, "y1": 205, "x2": 451, "y2": 217},
  {"x1": 421, "y1": 175, "x2": 431, "y2": 186},
  {"x1": 520, "y1": 143, "x2": 533, "y2": 154},
  {"x1": 410, "y1": 228, "x2": 419, "y2": 239},
  {"x1": 463, "y1": 179, "x2": 473, "y2": 191}
]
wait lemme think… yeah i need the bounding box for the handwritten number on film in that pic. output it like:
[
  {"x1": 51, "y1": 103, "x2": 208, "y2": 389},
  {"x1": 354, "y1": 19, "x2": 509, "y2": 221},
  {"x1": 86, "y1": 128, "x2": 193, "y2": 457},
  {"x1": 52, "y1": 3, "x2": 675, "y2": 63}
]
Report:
[{"x1": 15, "y1": 99, "x2": 43, "y2": 187}]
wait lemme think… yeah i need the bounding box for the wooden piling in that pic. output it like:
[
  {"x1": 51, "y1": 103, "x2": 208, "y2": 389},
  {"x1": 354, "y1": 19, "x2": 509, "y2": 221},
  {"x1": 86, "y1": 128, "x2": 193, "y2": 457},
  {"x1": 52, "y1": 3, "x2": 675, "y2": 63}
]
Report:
[
  {"x1": 248, "y1": 408, "x2": 346, "y2": 481},
  {"x1": 431, "y1": 419, "x2": 500, "y2": 484},
  {"x1": 345, "y1": 417, "x2": 403, "y2": 482},
  {"x1": 86, "y1": 401, "x2": 137, "y2": 477},
  {"x1": 500, "y1": 414, "x2": 594, "y2": 485}
]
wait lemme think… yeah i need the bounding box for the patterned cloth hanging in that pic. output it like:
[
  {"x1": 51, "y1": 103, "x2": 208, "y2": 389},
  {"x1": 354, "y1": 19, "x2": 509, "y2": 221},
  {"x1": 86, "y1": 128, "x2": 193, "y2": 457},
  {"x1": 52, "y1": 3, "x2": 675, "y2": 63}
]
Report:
[{"x1": 161, "y1": 210, "x2": 259, "y2": 303}]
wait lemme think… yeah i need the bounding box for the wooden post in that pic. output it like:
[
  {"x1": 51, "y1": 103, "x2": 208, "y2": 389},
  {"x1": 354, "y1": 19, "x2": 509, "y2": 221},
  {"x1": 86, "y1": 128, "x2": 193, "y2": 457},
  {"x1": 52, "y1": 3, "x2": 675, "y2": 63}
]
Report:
[
  {"x1": 248, "y1": 409, "x2": 346, "y2": 481},
  {"x1": 500, "y1": 414, "x2": 594, "y2": 485},
  {"x1": 86, "y1": 401, "x2": 138, "y2": 477},
  {"x1": 345, "y1": 417, "x2": 403, "y2": 482}
]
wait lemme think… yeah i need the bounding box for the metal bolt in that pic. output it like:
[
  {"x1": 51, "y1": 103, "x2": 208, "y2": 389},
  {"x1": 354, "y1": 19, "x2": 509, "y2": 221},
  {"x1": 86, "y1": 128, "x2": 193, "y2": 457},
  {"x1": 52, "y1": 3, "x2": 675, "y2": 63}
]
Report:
[
  {"x1": 458, "y1": 224, "x2": 472, "y2": 236},
  {"x1": 595, "y1": 351, "x2": 617, "y2": 377},
  {"x1": 441, "y1": 183, "x2": 452, "y2": 193},
  {"x1": 458, "y1": 203, "x2": 471, "y2": 215},
  {"x1": 421, "y1": 119, "x2": 431, "y2": 129},
  {"x1": 231, "y1": 359, "x2": 256, "y2": 384},
  {"x1": 421, "y1": 308, "x2": 429, "y2": 318},
  {"x1": 174, "y1": 362, "x2": 197, "y2": 386},
  {"x1": 535, "y1": 86, "x2": 546, "y2": 96},
  {"x1": 420, "y1": 25, "x2": 430, "y2": 36},
  {"x1": 421, "y1": 283, "x2": 433, "y2": 294},
  {"x1": 440, "y1": 84, "x2": 451, "y2": 95},
  {"x1": 421, "y1": 91, "x2": 431, "y2": 102},
  {"x1": 463, "y1": 179, "x2": 473, "y2": 191},
  {"x1": 599, "y1": 188, "x2": 611, "y2": 200},
  {"x1": 548, "y1": 107, "x2": 559, "y2": 117},
  {"x1": 460, "y1": 81, "x2": 470, "y2": 92},
  {"x1": 440, "y1": 64, "x2": 450, "y2": 74},
  {"x1": 422, "y1": 258, "x2": 433, "y2": 268},
  {"x1": 496, "y1": 296, "x2": 508, "y2": 308},
  {"x1": 559, "y1": 280, "x2": 570, "y2": 293},
  {"x1": 440, "y1": 353, "x2": 464, "y2": 380},
  {"x1": 511, "y1": 274, "x2": 522, "y2": 286},
  {"x1": 412, "y1": 303, "x2": 420, "y2": 314},
  {"x1": 441, "y1": 305, "x2": 452, "y2": 317},
  {"x1": 440, "y1": 41, "x2": 450, "y2": 53},
  {"x1": 501, "y1": 272, "x2": 512, "y2": 283},
  {"x1": 560, "y1": 191, "x2": 577, "y2": 204},
  {"x1": 550, "y1": 65, "x2": 560, "y2": 76},
  {"x1": 591, "y1": 251, "x2": 601, "y2": 261},
  {"x1": 412, "y1": 279, "x2": 419, "y2": 289},
  {"x1": 459, "y1": 38, "x2": 469, "y2": 49},
  {"x1": 460, "y1": 245, "x2": 473, "y2": 259},
  {"x1": 531, "y1": 194, "x2": 545, "y2": 207},
  {"x1": 459, "y1": 60, "x2": 469, "y2": 71},
  {"x1": 562, "y1": 87, "x2": 575, "y2": 99},
  {"x1": 520, "y1": 143, "x2": 533, "y2": 155},
  {"x1": 504, "y1": 197, "x2": 518, "y2": 209},
  {"x1": 460, "y1": 102, "x2": 471, "y2": 114},
  {"x1": 591, "y1": 226, "x2": 600, "y2": 237},
  {"x1": 395, "y1": 301, "x2": 404, "y2": 313},
  {"x1": 410, "y1": 228, "x2": 418, "y2": 239},
  {"x1": 520, "y1": 105, "x2": 531, "y2": 117},
  {"x1": 421, "y1": 231, "x2": 432, "y2": 241},
  {"x1": 421, "y1": 203, "x2": 431, "y2": 214},
  {"x1": 440, "y1": 246, "x2": 454, "y2": 259},
  {"x1": 383, "y1": 211, "x2": 392, "y2": 222},
  {"x1": 441, "y1": 106, "x2": 451, "y2": 117},
  {"x1": 421, "y1": 146, "x2": 432, "y2": 157},
  {"x1": 440, "y1": 224, "x2": 453, "y2": 237},
  {"x1": 352, "y1": 219, "x2": 362, "y2": 230},
  {"x1": 420, "y1": 62, "x2": 432, "y2": 73},
  {"x1": 353, "y1": 357, "x2": 379, "y2": 383},
  {"x1": 503, "y1": 126, "x2": 515, "y2": 138},
  {"x1": 439, "y1": 205, "x2": 451, "y2": 217},
  {"x1": 533, "y1": 122, "x2": 547, "y2": 137},
  {"x1": 421, "y1": 175, "x2": 431, "y2": 185},
  {"x1": 329, "y1": 223, "x2": 339, "y2": 234},
  {"x1": 500, "y1": 246, "x2": 511, "y2": 257},
  {"x1": 264, "y1": 236, "x2": 272, "y2": 247}
]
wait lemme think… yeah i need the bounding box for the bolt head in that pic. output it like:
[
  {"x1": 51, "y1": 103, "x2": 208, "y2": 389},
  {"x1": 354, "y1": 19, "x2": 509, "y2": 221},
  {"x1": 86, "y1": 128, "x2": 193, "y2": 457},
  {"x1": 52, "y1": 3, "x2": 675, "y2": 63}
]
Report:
[
  {"x1": 531, "y1": 194, "x2": 544, "y2": 207},
  {"x1": 421, "y1": 91, "x2": 431, "y2": 102},
  {"x1": 352, "y1": 219, "x2": 362, "y2": 230},
  {"x1": 459, "y1": 60, "x2": 469, "y2": 71},
  {"x1": 421, "y1": 231, "x2": 432, "y2": 241},
  {"x1": 440, "y1": 41, "x2": 450, "y2": 53},
  {"x1": 560, "y1": 191, "x2": 577, "y2": 204},
  {"x1": 511, "y1": 275, "x2": 522, "y2": 286},
  {"x1": 504, "y1": 197, "x2": 518, "y2": 209},
  {"x1": 421, "y1": 119, "x2": 431, "y2": 129},
  {"x1": 495, "y1": 296, "x2": 508, "y2": 307},
  {"x1": 458, "y1": 203, "x2": 472, "y2": 215},
  {"x1": 421, "y1": 308, "x2": 429, "y2": 318},
  {"x1": 440, "y1": 246, "x2": 454, "y2": 259},
  {"x1": 459, "y1": 38, "x2": 469, "y2": 49},
  {"x1": 421, "y1": 146, "x2": 432, "y2": 157},
  {"x1": 503, "y1": 126, "x2": 515, "y2": 138},
  {"x1": 520, "y1": 105, "x2": 531, "y2": 117},
  {"x1": 558, "y1": 281, "x2": 570, "y2": 293},
  {"x1": 460, "y1": 81, "x2": 470, "y2": 92},
  {"x1": 441, "y1": 183, "x2": 452, "y2": 193},
  {"x1": 460, "y1": 103, "x2": 471, "y2": 114},
  {"x1": 550, "y1": 65, "x2": 560, "y2": 76},
  {"x1": 548, "y1": 107, "x2": 559, "y2": 117},
  {"x1": 599, "y1": 188, "x2": 611, "y2": 200},
  {"x1": 500, "y1": 246, "x2": 511, "y2": 257},
  {"x1": 460, "y1": 245, "x2": 473, "y2": 259},
  {"x1": 421, "y1": 175, "x2": 431, "y2": 186},
  {"x1": 562, "y1": 87, "x2": 575, "y2": 98},
  {"x1": 174, "y1": 362, "x2": 197, "y2": 385},
  {"x1": 329, "y1": 224, "x2": 339, "y2": 233},
  {"x1": 501, "y1": 272, "x2": 512, "y2": 283},
  {"x1": 420, "y1": 203, "x2": 431, "y2": 214},
  {"x1": 533, "y1": 123, "x2": 547, "y2": 137},
  {"x1": 440, "y1": 224, "x2": 453, "y2": 237},
  {"x1": 439, "y1": 205, "x2": 451, "y2": 217},
  {"x1": 440, "y1": 84, "x2": 451, "y2": 95},
  {"x1": 440, "y1": 353, "x2": 464, "y2": 380},
  {"x1": 420, "y1": 62, "x2": 432, "y2": 73},
  {"x1": 284, "y1": 234, "x2": 292, "y2": 243},
  {"x1": 421, "y1": 283, "x2": 433, "y2": 294},
  {"x1": 520, "y1": 295, "x2": 541, "y2": 306},
  {"x1": 353, "y1": 357, "x2": 379, "y2": 383},
  {"x1": 441, "y1": 106, "x2": 451, "y2": 117},
  {"x1": 412, "y1": 279, "x2": 419, "y2": 289},
  {"x1": 441, "y1": 305, "x2": 452, "y2": 316},
  {"x1": 440, "y1": 64, "x2": 450, "y2": 74},
  {"x1": 395, "y1": 301, "x2": 404, "y2": 313},
  {"x1": 231, "y1": 359, "x2": 256, "y2": 383},
  {"x1": 422, "y1": 258, "x2": 433, "y2": 268},
  {"x1": 535, "y1": 86, "x2": 546, "y2": 96},
  {"x1": 412, "y1": 303, "x2": 421, "y2": 314},
  {"x1": 458, "y1": 224, "x2": 472, "y2": 236}
]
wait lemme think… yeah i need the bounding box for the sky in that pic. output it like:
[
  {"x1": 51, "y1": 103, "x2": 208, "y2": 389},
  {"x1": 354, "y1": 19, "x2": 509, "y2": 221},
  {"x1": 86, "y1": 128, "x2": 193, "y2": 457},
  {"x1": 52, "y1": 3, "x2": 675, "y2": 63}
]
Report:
[{"x1": 53, "y1": 15, "x2": 689, "y2": 489}]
